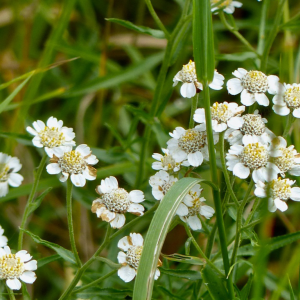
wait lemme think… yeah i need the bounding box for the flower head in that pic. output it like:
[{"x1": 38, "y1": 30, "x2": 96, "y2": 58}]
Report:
[
  {"x1": 272, "y1": 83, "x2": 300, "y2": 118},
  {"x1": 0, "y1": 246, "x2": 37, "y2": 290},
  {"x1": 149, "y1": 170, "x2": 178, "y2": 201},
  {"x1": 176, "y1": 184, "x2": 215, "y2": 230},
  {"x1": 254, "y1": 178, "x2": 300, "y2": 212},
  {"x1": 117, "y1": 233, "x2": 161, "y2": 282},
  {"x1": 194, "y1": 102, "x2": 245, "y2": 133},
  {"x1": 173, "y1": 60, "x2": 224, "y2": 98},
  {"x1": 0, "y1": 226, "x2": 8, "y2": 248},
  {"x1": 211, "y1": 0, "x2": 243, "y2": 14},
  {"x1": 227, "y1": 68, "x2": 280, "y2": 106},
  {"x1": 91, "y1": 176, "x2": 145, "y2": 229},
  {"x1": 0, "y1": 153, "x2": 23, "y2": 197},
  {"x1": 46, "y1": 144, "x2": 98, "y2": 187},
  {"x1": 26, "y1": 117, "x2": 76, "y2": 157}
]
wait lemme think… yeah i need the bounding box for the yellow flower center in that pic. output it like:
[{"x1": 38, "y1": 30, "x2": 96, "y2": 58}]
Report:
[
  {"x1": 39, "y1": 127, "x2": 66, "y2": 148},
  {"x1": 211, "y1": 0, "x2": 232, "y2": 8},
  {"x1": 0, "y1": 163, "x2": 10, "y2": 182},
  {"x1": 126, "y1": 246, "x2": 143, "y2": 270},
  {"x1": 180, "y1": 60, "x2": 197, "y2": 83},
  {"x1": 102, "y1": 188, "x2": 130, "y2": 213},
  {"x1": 211, "y1": 102, "x2": 235, "y2": 123},
  {"x1": 272, "y1": 147, "x2": 295, "y2": 173},
  {"x1": 240, "y1": 142, "x2": 269, "y2": 170},
  {"x1": 284, "y1": 86, "x2": 300, "y2": 109},
  {"x1": 59, "y1": 151, "x2": 87, "y2": 174},
  {"x1": 240, "y1": 114, "x2": 265, "y2": 136},
  {"x1": 0, "y1": 254, "x2": 25, "y2": 279},
  {"x1": 178, "y1": 129, "x2": 207, "y2": 153},
  {"x1": 269, "y1": 177, "x2": 292, "y2": 200},
  {"x1": 242, "y1": 71, "x2": 269, "y2": 93}
]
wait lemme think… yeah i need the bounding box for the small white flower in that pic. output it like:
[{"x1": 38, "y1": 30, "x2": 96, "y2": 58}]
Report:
[
  {"x1": 117, "y1": 233, "x2": 161, "y2": 282},
  {"x1": 173, "y1": 60, "x2": 224, "y2": 98},
  {"x1": 152, "y1": 148, "x2": 189, "y2": 172},
  {"x1": 227, "y1": 68, "x2": 280, "y2": 106},
  {"x1": 91, "y1": 176, "x2": 145, "y2": 229},
  {"x1": 211, "y1": 0, "x2": 243, "y2": 14},
  {"x1": 176, "y1": 184, "x2": 215, "y2": 231},
  {"x1": 224, "y1": 110, "x2": 275, "y2": 145},
  {"x1": 26, "y1": 116, "x2": 76, "y2": 157},
  {"x1": 272, "y1": 83, "x2": 300, "y2": 118},
  {"x1": 0, "y1": 153, "x2": 23, "y2": 198},
  {"x1": 167, "y1": 125, "x2": 218, "y2": 167},
  {"x1": 193, "y1": 102, "x2": 245, "y2": 133},
  {"x1": 149, "y1": 170, "x2": 178, "y2": 201},
  {"x1": 254, "y1": 178, "x2": 300, "y2": 212},
  {"x1": 226, "y1": 135, "x2": 279, "y2": 182},
  {"x1": 46, "y1": 144, "x2": 98, "y2": 187},
  {"x1": 0, "y1": 246, "x2": 37, "y2": 290},
  {"x1": 270, "y1": 137, "x2": 300, "y2": 177},
  {"x1": 0, "y1": 226, "x2": 8, "y2": 248}
]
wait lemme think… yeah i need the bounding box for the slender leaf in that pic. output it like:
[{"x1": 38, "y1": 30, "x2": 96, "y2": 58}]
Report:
[
  {"x1": 240, "y1": 273, "x2": 253, "y2": 300},
  {"x1": 265, "y1": 231, "x2": 300, "y2": 253},
  {"x1": 160, "y1": 267, "x2": 201, "y2": 280},
  {"x1": 27, "y1": 187, "x2": 52, "y2": 215},
  {"x1": 162, "y1": 253, "x2": 204, "y2": 265},
  {"x1": 37, "y1": 254, "x2": 61, "y2": 268},
  {"x1": 287, "y1": 276, "x2": 296, "y2": 300},
  {"x1": 157, "y1": 286, "x2": 186, "y2": 300}
]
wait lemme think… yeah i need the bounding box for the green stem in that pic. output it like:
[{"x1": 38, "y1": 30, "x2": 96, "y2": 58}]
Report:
[
  {"x1": 18, "y1": 153, "x2": 48, "y2": 250},
  {"x1": 245, "y1": 198, "x2": 261, "y2": 226},
  {"x1": 257, "y1": 0, "x2": 270, "y2": 56},
  {"x1": 6, "y1": 287, "x2": 16, "y2": 300},
  {"x1": 72, "y1": 270, "x2": 117, "y2": 294},
  {"x1": 189, "y1": 95, "x2": 198, "y2": 128},
  {"x1": 66, "y1": 179, "x2": 81, "y2": 267},
  {"x1": 283, "y1": 114, "x2": 294, "y2": 138}
]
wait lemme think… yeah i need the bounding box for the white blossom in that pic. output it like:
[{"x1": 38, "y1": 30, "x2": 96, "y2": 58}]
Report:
[
  {"x1": 0, "y1": 226, "x2": 8, "y2": 248},
  {"x1": 211, "y1": 0, "x2": 243, "y2": 14}
]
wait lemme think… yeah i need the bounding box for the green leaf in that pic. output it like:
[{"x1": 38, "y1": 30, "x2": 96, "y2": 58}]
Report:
[
  {"x1": 75, "y1": 288, "x2": 132, "y2": 299},
  {"x1": 22, "y1": 283, "x2": 32, "y2": 300},
  {"x1": 160, "y1": 267, "x2": 201, "y2": 280},
  {"x1": 157, "y1": 286, "x2": 186, "y2": 300},
  {"x1": 280, "y1": 18, "x2": 300, "y2": 31},
  {"x1": 37, "y1": 254, "x2": 61, "y2": 268},
  {"x1": 162, "y1": 253, "x2": 204, "y2": 265},
  {"x1": 106, "y1": 18, "x2": 165, "y2": 39},
  {"x1": 201, "y1": 264, "x2": 231, "y2": 300},
  {"x1": 0, "y1": 132, "x2": 32, "y2": 146},
  {"x1": 265, "y1": 231, "x2": 300, "y2": 253},
  {"x1": 21, "y1": 228, "x2": 76, "y2": 265},
  {"x1": 287, "y1": 276, "x2": 296, "y2": 300},
  {"x1": 27, "y1": 187, "x2": 52, "y2": 215},
  {"x1": 193, "y1": 0, "x2": 215, "y2": 82},
  {"x1": 240, "y1": 273, "x2": 253, "y2": 300},
  {"x1": 132, "y1": 177, "x2": 201, "y2": 300}
]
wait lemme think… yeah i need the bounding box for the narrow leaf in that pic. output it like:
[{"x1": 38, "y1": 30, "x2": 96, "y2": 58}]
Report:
[
  {"x1": 162, "y1": 253, "x2": 204, "y2": 265},
  {"x1": 287, "y1": 276, "x2": 295, "y2": 300},
  {"x1": 160, "y1": 268, "x2": 201, "y2": 280},
  {"x1": 27, "y1": 187, "x2": 52, "y2": 215},
  {"x1": 37, "y1": 254, "x2": 61, "y2": 268},
  {"x1": 240, "y1": 273, "x2": 253, "y2": 300},
  {"x1": 265, "y1": 231, "x2": 300, "y2": 253}
]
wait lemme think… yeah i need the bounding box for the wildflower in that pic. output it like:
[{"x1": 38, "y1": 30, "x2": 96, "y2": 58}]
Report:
[
  {"x1": 226, "y1": 135, "x2": 279, "y2": 182},
  {"x1": 272, "y1": 83, "x2": 300, "y2": 118},
  {"x1": 0, "y1": 246, "x2": 37, "y2": 290},
  {"x1": 227, "y1": 68, "x2": 280, "y2": 106},
  {"x1": 224, "y1": 110, "x2": 275, "y2": 145},
  {"x1": 26, "y1": 116, "x2": 75, "y2": 157},
  {"x1": 46, "y1": 144, "x2": 98, "y2": 187},
  {"x1": 254, "y1": 178, "x2": 300, "y2": 212},
  {"x1": 167, "y1": 125, "x2": 218, "y2": 167},
  {"x1": 149, "y1": 170, "x2": 178, "y2": 201},
  {"x1": 0, "y1": 153, "x2": 23, "y2": 197},
  {"x1": 193, "y1": 101, "x2": 245, "y2": 133},
  {"x1": 211, "y1": 0, "x2": 243, "y2": 14},
  {"x1": 117, "y1": 233, "x2": 161, "y2": 282},
  {"x1": 91, "y1": 176, "x2": 145, "y2": 229},
  {"x1": 0, "y1": 226, "x2": 8, "y2": 248},
  {"x1": 176, "y1": 184, "x2": 215, "y2": 230},
  {"x1": 173, "y1": 60, "x2": 224, "y2": 98}
]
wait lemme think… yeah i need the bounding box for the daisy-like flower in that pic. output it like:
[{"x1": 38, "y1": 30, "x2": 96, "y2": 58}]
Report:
[
  {"x1": 227, "y1": 68, "x2": 280, "y2": 106},
  {"x1": 254, "y1": 177, "x2": 300, "y2": 212},
  {"x1": 149, "y1": 170, "x2": 178, "y2": 201},
  {"x1": 0, "y1": 246, "x2": 37, "y2": 290},
  {"x1": 91, "y1": 176, "x2": 145, "y2": 229},
  {"x1": 270, "y1": 136, "x2": 300, "y2": 177},
  {"x1": 272, "y1": 83, "x2": 300, "y2": 118},
  {"x1": 0, "y1": 153, "x2": 23, "y2": 198},
  {"x1": 224, "y1": 110, "x2": 275, "y2": 145},
  {"x1": 117, "y1": 233, "x2": 161, "y2": 282},
  {"x1": 211, "y1": 0, "x2": 243, "y2": 14},
  {"x1": 0, "y1": 226, "x2": 8, "y2": 248},
  {"x1": 167, "y1": 125, "x2": 218, "y2": 167},
  {"x1": 193, "y1": 101, "x2": 245, "y2": 133},
  {"x1": 26, "y1": 116, "x2": 76, "y2": 157},
  {"x1": 226, "y1": 136, "x2": 279, "y2": 182},
  {"x1": 173, "y1": 60, "x2": 224, "y2": 98},
  {"x1": 46, "y1": 144, "x2": 98, "y2": 187},
  {"x1": 176, "y1": 184, "x2": 215, "y2": 230},
  {"x1": 152, "y1": 148, "x2": 189, "y2": 173}
]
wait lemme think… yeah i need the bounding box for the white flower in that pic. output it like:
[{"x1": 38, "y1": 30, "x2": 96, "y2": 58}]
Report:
[
  {"x1": 176, "y1": 184, "x2": 215, "y2": 231},
  {"x1": 173, "y1": 60, "x2": 224, "y2": 98},
  {"x1": 211, "y1": 0, "x2": 243, "y2": 14},
  {"x1": 226, "y1": 135, "x2": 280, "y2": 182},
  {"x1": 193, "y1": 102, "x2": 245, "y2": 133},
  {"x1": 152, "y1": 148, "x2": 189, "y2": 172},
  {"x1": 91, "y1": 176, "x2": 145, "y2": 229},
  {"x1": 0, "y1": 153, "x2": 23, "y2": 198},
  {"x1": 149, "y1": 170, "x2": 178, "y2": 201},
  {"x1": 117, "y1": 233, "x2": 161, "y2": 282},
  {"x1": 167, "y1": 125, "x2": 218, "y2": 167},
  {"x1": 0, "y1": 246, "x2": 37, "y2": 290},
  {"x1": 227, "y1": 68, "x2": 280, "y2": 106},
  {"x1": 270, "y1": 136, "x2": 300, "y2": 177},
  {"x1": 254, "y1": 178, "x2": 300, "y2": 212},
  {"x1": 272, "y1": 83, "x2": 300, "y2": 118},
  {"x1": 0, "y1": 226, "x2": 8, "y2": 248},
  {"x1": 26, "y1": 116, "x2": 76, "y2": 157},
  {"x1": 46, "y1": 144, "x2": 98, "y2": 187},
  {"x1": 224, "y1": 110, "x2": 275, "y2": 145}
]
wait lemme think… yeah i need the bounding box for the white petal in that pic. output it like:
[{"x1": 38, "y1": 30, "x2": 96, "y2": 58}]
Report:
[
  {"x1": 273, "y1": 105, "x2": 290, "y2": 116},
  {"x1": 154, "y1": 268, "x2": 161, "y2": 280},
  {"x1": 241, "y1": 90, "x2": 256, "y2": 106},
  {"x1": 110, "y1": 214, "x2": 126, "y2": 229},
  {"x1": 8, "y1": 173, "x2": 23, "y2": 187},
  {"x1": 227, "y1": 78, "x2": 243, "y2": 95},
  {"x1": 20, "y1": 271, "x2": 36, "y2": 284},
  {"x1": 118, "y1": 236, "x2": 131, "y2": 251},
  {"x1": 26, "y1": 126, "x2": 37, "y2": 136},
  {"x1": 70, "y1": 174, "x2": 86, "y2": 187},
  {"x1": 187, "y1": 215, "x2": 202, "y2": 231},
  {"x1": 6, "y1": 278, "x2": 21, "y2": 290},
  {"x1": 187, "y1": 152, "x2": 203, "y2": 167},
  {"x1": 233, "y1": 163, "x2": 250, "y2": 179},
  {"x1": 130, "y1": 233, "x2": 144, "y2": 247},
  {"x1": 200, "y1": 205, "x2": 215, "y2": 218},
  {"x1": 267, "y1": 75, "x2": 280, "y2": 94},
  {"x1": 290, "y1": 187, "x2": 300, "y2": 201},
  {"x1": 117, "y1": 251, "x2": 127, "y2": 264},
  {"x1": 274, "y1": 198, "x2": 288, "y2": 212},
  {"x1": 118, "y1": 265, "x2": 136, "y2": 282},
  {"x1": 180, "y1": 83, "x2": 196, "y2": 98},
  {"x1": 129, "y1": 190, "x2": 145, "y2": 203},
  {"x1": 227, "y1": 117, "x2": 244, "y2": 129},
  {"x1": 176, "y1": 203, "x2": 189, "y2": 216},
  {"x1": 293, "y1": 108, "x2": 300, "y2": 118},
  {"x1": 268, "y1": 199, "x2": 277, "y2": 212},
  {"x1": 127, "y1": 203, "x2": 144, "y2": 216},
  {"x1": 254, "y1": 186, "x2": 266, "y2": 198},
  {"x1": 255, "y1": 93, "x2": 269, "y2": 106},
  {"x1": 75, "y1": 144, "x2": 91, "y2": 156},
  {"x1": 24, "y1": 260, "x2": 37, "y2": 271},
  {"x1": 16, "y1": 250, "x2": 32, "y2": 262},
  {"x1": 46, "y1": 163, "x2": 61, "y2": 174}
]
